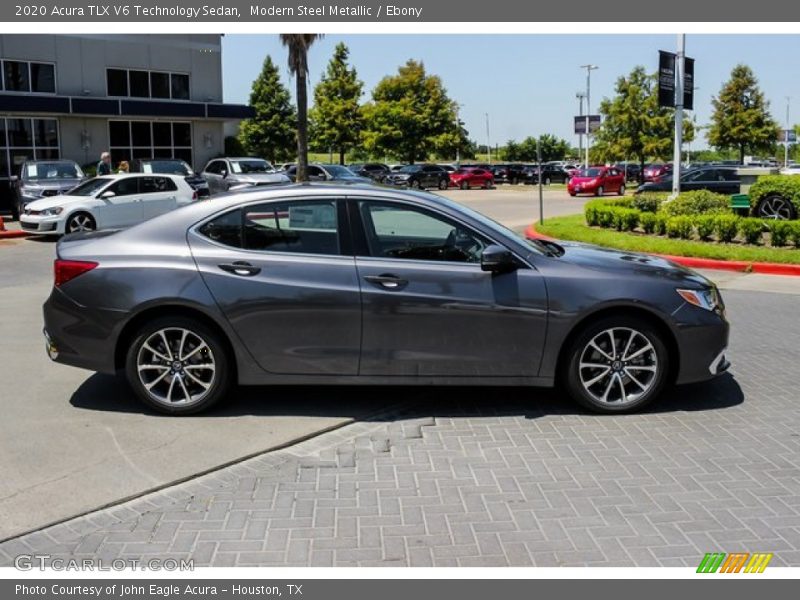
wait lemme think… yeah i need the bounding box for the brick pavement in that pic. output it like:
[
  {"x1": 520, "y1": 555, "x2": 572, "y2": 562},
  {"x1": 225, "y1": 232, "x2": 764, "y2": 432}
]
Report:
[{"x1": 1, "y1": 289, "x2": 799, "y2": 568}]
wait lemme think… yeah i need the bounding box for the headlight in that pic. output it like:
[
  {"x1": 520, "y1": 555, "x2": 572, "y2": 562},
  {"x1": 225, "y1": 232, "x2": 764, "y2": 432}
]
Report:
[
  {"x1": 677, "y1": 287, "x2": 720, "y2": 312},
  {"x1": 40, "y1": 207, "x2": 64, "y2": 216},
  {"x1": 21, "y1": 186, "x2": 44, "y2": 197}
]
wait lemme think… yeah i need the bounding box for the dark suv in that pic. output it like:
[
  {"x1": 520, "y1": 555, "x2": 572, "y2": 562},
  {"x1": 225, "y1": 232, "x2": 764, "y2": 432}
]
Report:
[
  {"x1": 10, "y1": 159, "x2": 86, "y2": 220},
  {"x1": 383, "y1": 164, "x2": 450, "y2": 190},
  {"x1": 491, "y1": 164, "x2": 527, "y2": 184},
  {"x1": 129, "y1": 158, "x2": 209, "y2": 198},
  {"x1": 348, "y1": 163, "x2": 391, "y2": 183}
]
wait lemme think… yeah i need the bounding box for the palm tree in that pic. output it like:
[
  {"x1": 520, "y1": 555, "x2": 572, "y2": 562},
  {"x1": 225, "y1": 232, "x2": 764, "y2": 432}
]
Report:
[{"x1": 280, "y1": 34, "x2": 322, "y2": 182}]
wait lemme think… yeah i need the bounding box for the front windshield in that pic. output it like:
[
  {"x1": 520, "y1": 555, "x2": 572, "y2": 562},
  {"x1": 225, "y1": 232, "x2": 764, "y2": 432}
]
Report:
[
  {"x1": 578, "y1": 168, "x2": 602, "y2": 177},
  {"x1": 325, "y1": 165, "x2": 356, "y2": 177},
  {"x1": 230, "y1": 159, "x2": 274, "y2": 174},
  {"x1": 24, "y1": 162, "x2": 83, "y2": 181},
  {"x1": 69, "y1": 177, "x2": 113, "y2": 196},
  {"x1": 399, "y1": 165, "x2": 421, "y2": 173},
  {"x1": 141, "y1": 160, "x2": 193, "y2": 176}
]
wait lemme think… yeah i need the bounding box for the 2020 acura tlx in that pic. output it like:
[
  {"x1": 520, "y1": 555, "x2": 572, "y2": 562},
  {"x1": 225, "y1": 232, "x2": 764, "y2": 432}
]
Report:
[{"x1": 43, "y1": 184, "x2": 730, "y2": 415}]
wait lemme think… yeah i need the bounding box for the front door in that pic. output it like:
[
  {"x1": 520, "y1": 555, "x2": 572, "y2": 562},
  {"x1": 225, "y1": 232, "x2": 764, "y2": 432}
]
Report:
[
  {"x1": 94, "y1": 177, "x2": 143, "y2": 228},
  {"x1": 189, "y1": 197, "x2": 361, "y2": 375},
  {"x1": 352, "y1": 198, "x2": 549, "y2": 377}
]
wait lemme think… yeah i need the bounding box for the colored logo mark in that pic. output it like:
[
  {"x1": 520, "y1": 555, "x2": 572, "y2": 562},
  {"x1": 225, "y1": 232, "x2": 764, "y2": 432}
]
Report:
[{"x1": 697, "y1": 552, "x2": 773, "y2": 573}]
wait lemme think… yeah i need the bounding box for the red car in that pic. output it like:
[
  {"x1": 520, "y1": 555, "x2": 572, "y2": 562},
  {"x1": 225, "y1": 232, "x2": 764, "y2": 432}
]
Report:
[
  {"x1": 449, "y1": 167, "x2": 494, "y2": 190},
  {"x1": 567, "y1": 166, "x2": 626, "y2": 197},
  {"x1": 643, "y1": 163, "x2": 673, "y2": 182}
]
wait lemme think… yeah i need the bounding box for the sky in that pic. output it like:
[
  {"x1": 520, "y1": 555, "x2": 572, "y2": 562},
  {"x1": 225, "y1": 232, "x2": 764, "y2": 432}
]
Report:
[{"x1": 221, "y1": 34, "x2": 800, "y2": 151}]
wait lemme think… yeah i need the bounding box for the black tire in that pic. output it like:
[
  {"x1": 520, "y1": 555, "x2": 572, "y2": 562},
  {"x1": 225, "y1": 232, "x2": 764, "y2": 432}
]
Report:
[
  {"x1": 65, "y1": 212, "x2": 96, "y2": 234},
  {"x1": 460, "y1": 180, "x2": 469, "y2": 190},
  {"x1": 755, "y1": 194, "x2": 797, "y2": 220},
  {"x1": 510, "y1": 177, "x2": 518, "y2": 185},
  {"x1": 483, "y1": 179, "x2": 493, "y2": 189},
  {"x1": 410, "y1": 179, "x2": 421, "y2": 189},
  {"x1": 618, "y1": 184, "x2": 626, "y2": 196},
  {"x1": 595, "y1": 186, "x2": 605, "y2": 197},
  {"x1": 438, "y1": 178, "x2": 449, "y2": 190},
  {"x1": 125, "y1": 316, "x2": 231, "y2": 415},
  {"x1": 544, "y1": 177, "x2": 551, "y2": 185},
  {"x1": 561, "y1": 315, "x2": 669, "y2": 414}
]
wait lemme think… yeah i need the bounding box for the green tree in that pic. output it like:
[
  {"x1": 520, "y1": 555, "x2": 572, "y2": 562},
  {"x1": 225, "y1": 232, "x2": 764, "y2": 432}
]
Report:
[
  {"x1": 237, "y1": 55, "x2": 296, "y2": 163},
  {"x1": 592, "y1": 66, "x2": 694, "y2": 172},
  {"x1": 502, "y1": 140, "x2": 522, "y2": 162},
  {"x1": 309, "y1": 43, "x2": 363, "y2": 165},
  {"x1": 280, "y1": 34, "x2": 323, "y2": 181},
  {"x1": 361, "y1": 60, "x2": 462, "y2": 163},
  {"x1": 535, "y1": 134, "x2": 570, "y2": 162},
  {"x1": 708, "y1": 65, "x2": 779, "y2": 165}
]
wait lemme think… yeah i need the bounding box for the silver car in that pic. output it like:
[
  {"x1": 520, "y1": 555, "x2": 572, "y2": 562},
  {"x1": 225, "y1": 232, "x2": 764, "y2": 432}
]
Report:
[
  {"x1": 200, "y1": 157, "x2": 289, "y2": 194},
  {"x1": 43, "y1": 185, "x2": 729, "y2": 415}
]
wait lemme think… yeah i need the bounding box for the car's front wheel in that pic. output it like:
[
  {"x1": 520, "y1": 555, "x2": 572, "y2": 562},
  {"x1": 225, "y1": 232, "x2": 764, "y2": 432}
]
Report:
[
  {"x1": 562, "y1": 316, "x2": 669, "y2": 413},
  {"x1": 595, "y1": 186, "x2": 605, "y2": 197},
  {"x1": 125, "y1": 317, "x2": 231, "y2": 415},
  {"x1": 65, "y1": 212, "x2": 96, "y2": 234},
  {"x1": 438, "y1": 178, "x2": 449, "y2": 190}
]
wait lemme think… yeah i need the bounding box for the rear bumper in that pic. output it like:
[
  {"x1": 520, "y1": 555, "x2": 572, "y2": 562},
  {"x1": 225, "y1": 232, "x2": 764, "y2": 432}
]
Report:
[{"x1": 42, "y1": 287, "x2": 124, "y2": 374}]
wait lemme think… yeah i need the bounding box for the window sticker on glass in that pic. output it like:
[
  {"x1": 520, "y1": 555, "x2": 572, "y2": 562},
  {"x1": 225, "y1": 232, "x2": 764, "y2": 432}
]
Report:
[
  {"x1": 288, "y1": 204, "x2": 336, "y2": 230},
  {"x1": 142, "y1": 164, "x2": 152, "y2": 173},
  {"x1": 25, "y1": 164, "x2": 38, "y2": 178},
  {"x1": 230, "y1": 162, "x2": 242, "y2": 174}
]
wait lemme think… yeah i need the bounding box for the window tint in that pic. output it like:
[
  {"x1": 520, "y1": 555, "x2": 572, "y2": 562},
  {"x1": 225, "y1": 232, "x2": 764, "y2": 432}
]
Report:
[
  {"x1": 243, "y1": 201, "x2": 339, "y2": 255},
  {"x1": 140, "y1": 176, "x2": 177, "y2": 193},
  {"x1": 108, "y1": 178, "x2": 139, "y2": 197},
  {"x1": 359, "y1": 201, "x2": 487, "y2": 263},
  {"x1": 198, "y1": 210, "x2": 242, "y2": 248}
]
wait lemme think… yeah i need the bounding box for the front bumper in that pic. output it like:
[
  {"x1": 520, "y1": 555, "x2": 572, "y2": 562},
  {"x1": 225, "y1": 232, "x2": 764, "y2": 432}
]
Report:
[
  {"x1": 673, "y1": 311, "x2": 730, "y2": 385},
  {"x1": 20, "y1": 215, "x2": 60, "y2": 234}
]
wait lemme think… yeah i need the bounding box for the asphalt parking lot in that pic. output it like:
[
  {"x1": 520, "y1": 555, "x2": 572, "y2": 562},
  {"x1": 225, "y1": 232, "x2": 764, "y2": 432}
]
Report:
[{"x1": 1, "y1": 187, "x2": 800, "y2": 567}]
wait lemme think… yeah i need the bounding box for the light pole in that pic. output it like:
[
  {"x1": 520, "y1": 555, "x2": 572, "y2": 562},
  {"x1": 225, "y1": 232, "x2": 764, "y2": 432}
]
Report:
[
  {"x1": 576, "y1": 92, "x2": 586, "y2": 163},
  {"x1": 454, "y1": 103, "x2": 464, "y2": 166},
  {"x1": 485, "y1": 112, "x2": 491, "y2": 164},
  {"x1": 671, "y1": 34, "x2": 685, "y2": 198},
  {"x1": 786, "y1": 97, "x2": 791, "y2": 168},
  {"x1": 580, "y1": 65, "x2": 598, "y2": 168}
]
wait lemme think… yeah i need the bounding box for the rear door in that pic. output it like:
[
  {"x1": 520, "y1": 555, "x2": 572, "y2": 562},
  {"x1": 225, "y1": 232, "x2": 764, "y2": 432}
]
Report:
[
  {"x1": 140, "y1": 175, "x2": 177, "y2": 219},
  {"x1": 189, "y1": 197, "x2": 361, "y2": 375}
]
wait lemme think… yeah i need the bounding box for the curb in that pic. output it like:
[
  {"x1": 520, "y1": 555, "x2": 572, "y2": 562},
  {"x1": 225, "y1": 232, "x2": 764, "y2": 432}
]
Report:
[
  {"x1": 525, "y1": 222, "x2": 800, "y2": 277},
  {"x1": 0, "y1": 230, "x2": 30, "y2": 239}
]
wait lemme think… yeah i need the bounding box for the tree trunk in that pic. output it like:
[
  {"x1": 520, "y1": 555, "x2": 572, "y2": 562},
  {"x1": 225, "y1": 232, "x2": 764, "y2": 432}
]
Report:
[
  {"x1": 296, "y1": 71, "x2": 309, "y2": 182},
  {"x1": 339, "y1": 148, "x2": 345, "y2": 165},
  {"x1": 739, "y1": 145, "x2": 745, "y2": 166}
]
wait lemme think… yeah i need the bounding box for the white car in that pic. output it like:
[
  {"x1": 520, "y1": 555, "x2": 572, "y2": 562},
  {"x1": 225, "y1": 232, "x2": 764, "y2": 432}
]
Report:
[
  {"x1": 779, "y1": 165, "x2": 800, "y2": 176},
  {"x1": 20, "y1": 173, "x2": 197, "y2": 236}
]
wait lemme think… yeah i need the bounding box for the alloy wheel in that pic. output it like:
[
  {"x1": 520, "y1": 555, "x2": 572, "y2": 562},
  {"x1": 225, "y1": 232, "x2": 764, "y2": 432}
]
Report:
[
  {"x1": 67, "y1": 214, "x2": 95, "y2": 233},
  {"x1": 578, "y1": 327, "x2": 659, "y2": 406},
  {"x1": 757, "y1": 195, "x2": 795, "y2": 220},
  {"x1": 136, "y1": 327, "x2": 216, "y2": 407}
]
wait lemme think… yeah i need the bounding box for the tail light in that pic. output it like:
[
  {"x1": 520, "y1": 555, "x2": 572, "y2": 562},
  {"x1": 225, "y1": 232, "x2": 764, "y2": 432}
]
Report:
[
  {"x1": 192, "y1": 190, "x2": 198, "y2": 201},
  {"x1": 54, "y1": 259, "x2": 97, "y2": 287}
]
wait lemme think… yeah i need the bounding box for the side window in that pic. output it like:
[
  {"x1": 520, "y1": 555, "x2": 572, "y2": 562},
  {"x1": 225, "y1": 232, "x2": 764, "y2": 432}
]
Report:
[
  {"x1": 358, "y1": 201, "x2": 488, "y2": 264},
  {"x1": 243, "y1": 201, "x2": 339, "y2": 255},
  {"x1": 198, "y1": 209, "x2": 243, "y2": 248},
  {"x1": 140, "y1": 176, "x2": 174, "y2": 193},
  {"x1": 204, "y1": 161, "x2": 219, "y2": 174},
  {"x1": 107, "y1": 177, "x2": 139, "y2": 197}
]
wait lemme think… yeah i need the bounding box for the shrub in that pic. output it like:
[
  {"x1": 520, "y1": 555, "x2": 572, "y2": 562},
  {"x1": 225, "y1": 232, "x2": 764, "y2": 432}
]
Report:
[
  {"x1": 655, "y1": 213, "x2": 668, "y2": 236},
  {"x1": 613, "y1": 208, "x2": 640, "y2": 232},
  {"x1": 584, "y1": 201, "x2": 600, "y2": 226},
  {"x1": 789, "y1": 222, "x2": 800, "y2": 248},
  {"x1": 639, "y1": 212, "x2": 657, "y2": 234},
  {"x1": 739, "y1": 218, "x2": 766, "y2": 245},
  {"x1": 660, "y1": 190, "x2": 731, "y2": 217},
  {"x1": 749, "y1": 175, "x2": 800, "y2": 214},
  {"x1": 596, "y1": 206, "x2": 615, "y2": 228},
  {"x1": 769, "y1": 220, "x2": 791, "y2": 247},
  {"x1": 695, "y1": 214, "x2": 716, "y2": 241},
  {"x1": 632, "y1": 192, "x2": 669, "y2": 213},
  {"x1": 714, "y1": 214, "x2": 739, "y2": 243},
  {"x1": 666, "y1": 215, "x2": 694, "y2": 239}
]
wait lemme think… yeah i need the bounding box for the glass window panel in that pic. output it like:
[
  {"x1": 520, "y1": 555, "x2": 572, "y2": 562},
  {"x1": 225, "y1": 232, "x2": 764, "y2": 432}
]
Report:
[
  {"x1": 106, "y1": 69, "x2": 128, "y2": 96},
  {"x1": 0, "y1": 120, "x2": 7, "y2": 148},
  {"x1": 150, "y1": 72, "x2": 170, "y2": 99},
  {"x1": 173, "y1": 148, "x2": 192, "y2": 165},
  {"x1": 171, "y1": 73, "x2": 190, "y2": 100},
  {"x1": 199, "y1": 209, "x2": 242, "y2": 248},
  {"x1": 128, "y1": 70, "x2": 149, "y2": 98},
  {"x1": 30, "y1": 63, "x2": 55, "y2": 93},
  {"x1": 153, "y1": 148, "x2": 172, "y2": 158},
  {"x1": 132, "y1": 148, "x2": 152, "y2": 159},
  {"x1": 7, "y1": 119, "x2": 33, "y2": 147},
  {"x1": 109, "y1": 121, "x2": 130, "y2": 147},
  {"x1": 172, "y1": 123, "x2": 191, "y2": 147},
  {"x1": 110, "y1": 147, "x2": 131, "y2": 165},
  {"x1": 34, "y1": 119, "x2": 58, "y2": 147},
  {"x1": 4, "y1": 61, "x2": 30, "y2": 92},
  {"x1": 153, "y1": 122, "x2": 172, "y2": 146},
  {"x1": 243, "y1": 202, "x2": 339, "y2": 255},
  {"x1": 131, "y1": 121, "x2": 151, "y2": 147}
]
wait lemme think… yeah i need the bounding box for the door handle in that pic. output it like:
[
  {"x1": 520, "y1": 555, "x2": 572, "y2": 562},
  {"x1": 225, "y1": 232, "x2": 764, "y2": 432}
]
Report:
[
  {"x1": 364, "y1": 274, "x2": 408, "y2": 290},
  {"x1": 218, "y1": 261, "x2": 261, "y2": 276}
]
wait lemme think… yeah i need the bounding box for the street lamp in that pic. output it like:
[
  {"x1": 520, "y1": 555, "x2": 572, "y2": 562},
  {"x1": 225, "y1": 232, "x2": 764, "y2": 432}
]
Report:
[
  {"x1": 485, "y1": 112, "x2": 491, "y2": 164},
  {"x1": 576, "y1": 92, "x2": 586, "y2": 163},
  {"x1": 454, "y1": 103, "x2": 465, "y2": 166},
  {"x1": 786, "y1": 97, "x2": 791, "y2": 168},
  {"x1": 580, "y1": 65, "x2": 598, "y2": 168}
]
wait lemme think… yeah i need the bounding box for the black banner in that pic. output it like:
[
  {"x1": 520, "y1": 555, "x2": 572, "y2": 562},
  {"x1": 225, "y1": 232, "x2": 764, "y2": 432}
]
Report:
[
  {"x1": 658, "y1": 50, "x2": 676, "y2": 108},
  {"x1": 683, "y1": 56, "x2": 695, "y2": 110}
]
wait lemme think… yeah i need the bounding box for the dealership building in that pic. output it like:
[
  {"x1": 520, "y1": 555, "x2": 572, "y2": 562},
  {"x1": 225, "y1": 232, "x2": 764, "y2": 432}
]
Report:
[{"x1": 0, "y1": 34, "x2": 253, "y2": 210}]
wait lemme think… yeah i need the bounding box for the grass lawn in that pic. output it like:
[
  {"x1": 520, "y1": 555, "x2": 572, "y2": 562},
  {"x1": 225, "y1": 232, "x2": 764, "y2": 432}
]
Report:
[{"x1": 535, "y1": 214, "x2": 800, "y2": 265}]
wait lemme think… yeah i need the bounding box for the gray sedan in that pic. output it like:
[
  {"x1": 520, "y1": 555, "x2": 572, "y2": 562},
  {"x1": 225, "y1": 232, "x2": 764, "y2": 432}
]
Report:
[{"x1": 43, "y1": 185, "x2": 729, "y2": 415}]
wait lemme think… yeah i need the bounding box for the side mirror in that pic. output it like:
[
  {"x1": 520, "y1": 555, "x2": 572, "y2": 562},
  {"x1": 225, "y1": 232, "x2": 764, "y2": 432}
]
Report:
[
  {"x1": 220, "y1": 169, "x2": 228, "y2": 178},
  {"x1": 481, "y1": 244, "x2": 516, "y2": 273},
  {"x1": 10, "y1": 175, "x2": 19, "y2": 183},
  {"x1": 99, "y1": 191, "x2": 115, "y2": 199}
]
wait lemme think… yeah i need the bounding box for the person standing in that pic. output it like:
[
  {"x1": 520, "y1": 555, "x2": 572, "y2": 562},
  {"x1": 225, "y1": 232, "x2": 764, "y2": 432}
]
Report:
[{"x1": 97, "y1": 151, "x2": 112, "y2": 176}]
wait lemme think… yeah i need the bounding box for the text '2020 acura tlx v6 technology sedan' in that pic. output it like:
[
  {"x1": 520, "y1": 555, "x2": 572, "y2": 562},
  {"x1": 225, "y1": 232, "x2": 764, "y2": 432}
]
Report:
[{"x1": 43, "y1": 185, "x2": 730, "y2": 415}]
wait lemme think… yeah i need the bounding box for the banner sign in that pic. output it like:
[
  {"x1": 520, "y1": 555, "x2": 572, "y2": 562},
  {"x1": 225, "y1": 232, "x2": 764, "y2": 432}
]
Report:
[{"x1": 574, "y1": 115, "x2": 601, "y2": 134}]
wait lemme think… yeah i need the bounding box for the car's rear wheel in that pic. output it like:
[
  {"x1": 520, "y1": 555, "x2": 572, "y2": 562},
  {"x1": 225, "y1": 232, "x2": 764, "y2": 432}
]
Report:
[
  {"x1": 511, "y1": 177, "x2": 518, "y2": 185},
  {"x1": 595, "y1": 186, "x2": 605, "y2": 197},
  {"x1": 66, "y1": 212, "x2": 96, "y2": 234},
  {"x1": 618, "y1": 184, "x2": 626, "y2": 196},
  {"x1": 460, "y1": 180, "x2": 469, "y2": 190},
  {"x1": 438, "y1": 178, "x2": 448, "y2": 190},
  {"x1": 483, "y1": 179, "x2": 492, "y2": 189},
  {"x1": 544, "y1": 176, "x2": 551, "y2": 185},
  {"x1": 125, "y1": 317, "x2": 230, "y2": 415},
  {"x1": 562, "y1": 316, "x2": 669, "y2": 414},
  {"x1": 755, "y1": 194, "x2": 796, "y2": 220}
]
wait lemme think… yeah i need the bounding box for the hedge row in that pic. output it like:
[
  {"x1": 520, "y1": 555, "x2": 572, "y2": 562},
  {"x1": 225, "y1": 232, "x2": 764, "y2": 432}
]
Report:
[{"x1": 585, "y1": 202, "x2": 800, "y2": 247}]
